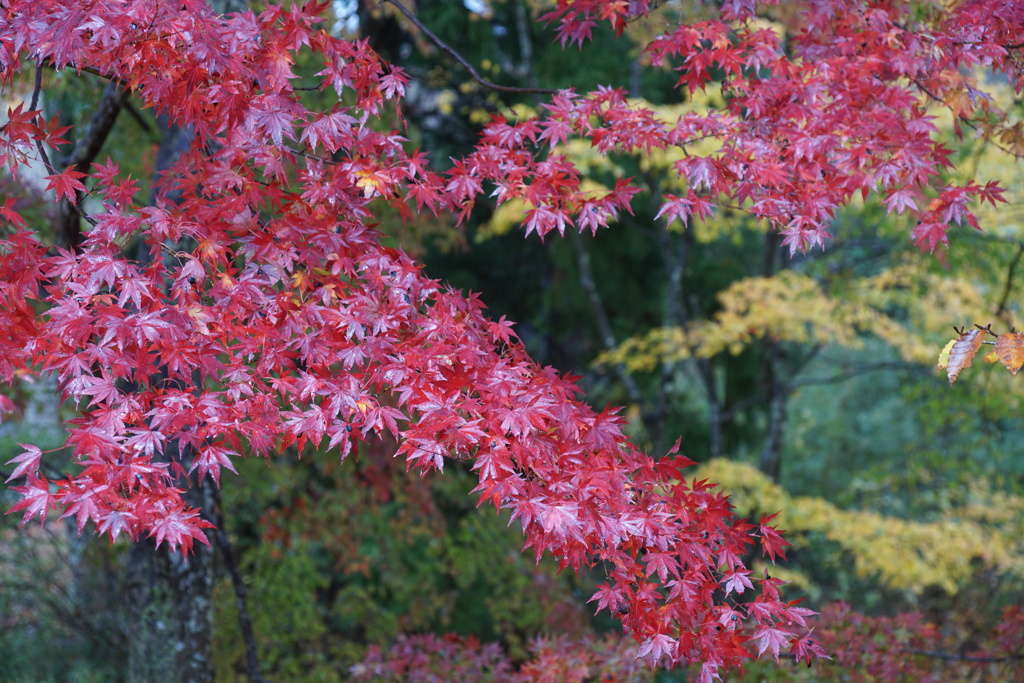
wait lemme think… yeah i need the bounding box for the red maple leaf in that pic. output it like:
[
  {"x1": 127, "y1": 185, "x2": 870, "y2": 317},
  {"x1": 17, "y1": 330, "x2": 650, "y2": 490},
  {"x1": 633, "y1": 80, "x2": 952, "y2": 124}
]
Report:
[
  {"x1": 753, "y1": 624, "x2": 794, "y2": 662},
  {"x1": 44, "y1": 165, "x2": 88, "y2": 204},
  {"x1": 0, "y1": 196, "x2": 26, "y2": 228},
  {"x1": 759, "y1": 512, "x2": 790, "y2": 562},
  {"x1": 4, "y1": 443, "x2": 42, "y2": 482},
  {"x1": 7, "y1": 473, "x2": 53, "y2": 525}
]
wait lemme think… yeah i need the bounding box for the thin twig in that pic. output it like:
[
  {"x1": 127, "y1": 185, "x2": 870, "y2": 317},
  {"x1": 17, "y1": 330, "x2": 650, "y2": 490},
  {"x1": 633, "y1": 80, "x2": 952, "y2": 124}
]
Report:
[
  {"x1": 652, "y1": 200, "x2": 694, "y2": 454},
  {"x1": 793, "y1": 360, "x2": 927, "y2": 387},
  {"x1": 904, "y1": 648, "x2": 1024, "y2": 663},
  {"x1": 380, "y1": 0, "x2": 558, "y2": 95},
  {"x1": 912, "y1": 77, "x2": 1023, "y2": 160},
  {"x1": 123, "y1": 100, "x2": 153, "y2": 134},
  {"x1": 994, "y1": 242, "x2": 1024, "y2": 324},
  {"x1": 44, "y1": 62, "x2": 119, "y2": 84},
  {"x1": 30, "y1": 61, "x2": 97, "y2": 228},
  {"x1": 719, "y1": 392, "x2": 769, "y2": 424}
]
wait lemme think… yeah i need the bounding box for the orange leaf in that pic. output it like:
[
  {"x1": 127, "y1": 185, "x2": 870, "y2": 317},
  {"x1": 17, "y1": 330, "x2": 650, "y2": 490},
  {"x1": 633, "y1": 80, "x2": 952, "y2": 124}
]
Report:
[
  {"x1": 995, "y1": 332, "x2": 1024, "y2": 375},
  {"x1": 353, "y1": 166, "x2": 390, "y2": 198},
  {"x1": 946, "y1": 328, "x2": 985, "y2": 385}
]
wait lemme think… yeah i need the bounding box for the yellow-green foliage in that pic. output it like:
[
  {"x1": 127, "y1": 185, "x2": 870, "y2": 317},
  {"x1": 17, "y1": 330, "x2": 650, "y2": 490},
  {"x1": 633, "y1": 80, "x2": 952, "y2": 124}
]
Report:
[
  {"x1": 595, "y1": 271, "x2": 910, "y2": 372},
  {"x1": 859, "y1": 257, "x2": 1007, "y2": 339},
  {"x1": 956, "y1": 476, "x2": 1024, "y2": 545},
  {"x1": 698, "y1": 459, "x2": 1024, "y2": 596},
  {"x1": 593, "y1": 243, "x2": 1024, "y2": 375}
]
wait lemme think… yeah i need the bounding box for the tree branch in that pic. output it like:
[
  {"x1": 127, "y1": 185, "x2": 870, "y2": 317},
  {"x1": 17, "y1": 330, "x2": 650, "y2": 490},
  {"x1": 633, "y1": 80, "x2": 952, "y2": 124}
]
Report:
[
  {"x1": 380, "y1": 0, "x2": 557, "y2": 95},
  {"x1": 30, "y1": 62, "x2": 58, "y2": 175},
  {"x1": 652, "y1": 212, "x2": 698, "y2": 455},
  {"x1": 719, "y1": 391, "x2": 768, "y2": 424},
  {"x1": 53, "y1": 75, "x2": 129, "y2": 246},
  {"x1": 912, "y1": 77, "x2": 1023, "y2": 160},
  {"x1": 210, "y1": 486, "x2": 268, "y2": 683},
  {"x1": 65, "y1": 78, "x2": 130, "y2": 172},
  {"x1": 29, "y1": 58, "x2": 43, "y2": 112},
  {"x1": 903, "y1": 648, "x2": 1024, "y2": 663},
  {"x1": 758, "y1": 229, "x2": 786, "y2": 480},
  {"x1": 30, "y1": 61, "x2": 99, "y2": 235},
  {"x1": 122, "y1": 100, "x2": 153, "y2": 134},
  {"x1": 995, "y1": 242, "x2": 1024, "y2": 325},
  {"x1": 653, "y1": 213, "x2": 724, "y2": 459},
  {"x1": 793, "y1": 360, "x2": 927, "y2": 387},
  {"x1": 511, "y1": 0, "x2": 535, "y2": 85},
  {"x1": 571, "y1": 231, "x2": 646, "y2": 412}
]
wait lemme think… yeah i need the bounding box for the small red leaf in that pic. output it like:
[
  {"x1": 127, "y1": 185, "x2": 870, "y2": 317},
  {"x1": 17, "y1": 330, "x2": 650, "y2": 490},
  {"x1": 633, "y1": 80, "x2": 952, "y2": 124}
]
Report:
[
  {"x1": 759, "y1": 511, "x2": 790, "y2": 563},
  {"x1": 753, "y1": 624, "x2": 794, "y2": 662}
]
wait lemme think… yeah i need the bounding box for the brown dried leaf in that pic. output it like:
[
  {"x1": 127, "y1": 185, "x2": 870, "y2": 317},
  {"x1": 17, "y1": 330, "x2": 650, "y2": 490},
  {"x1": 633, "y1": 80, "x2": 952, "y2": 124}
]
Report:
[
  {"x1": 946, "y1": 328, "x2": 985, "y2": 385},
  {"x1": 995, "y1": 332, "x2": 1024, "y2": 375}
]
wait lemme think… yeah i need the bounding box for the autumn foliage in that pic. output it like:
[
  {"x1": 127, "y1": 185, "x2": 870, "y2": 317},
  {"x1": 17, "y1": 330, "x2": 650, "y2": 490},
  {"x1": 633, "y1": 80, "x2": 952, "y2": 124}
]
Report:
[
  {"x1": 346, "y1": 604, "x2": 1024, "y2": 682},
  {"x1": 939, "y1": 324, "x2": 1024, "y2": 383},
  {"x1": 1, "y1": 0, "x2": 1022, "y2": 676}
]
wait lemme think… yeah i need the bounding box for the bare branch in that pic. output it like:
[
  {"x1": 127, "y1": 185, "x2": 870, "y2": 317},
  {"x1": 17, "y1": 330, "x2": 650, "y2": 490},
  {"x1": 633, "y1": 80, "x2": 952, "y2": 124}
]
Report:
[
  {"x1": 995, "y1": 242, "x2": 1024, "y2": 325},
  {"x1": 571, "y1": 231, "x2": 646, "y2": 411},
  {"x1": 211, "y1": 486, "x2": 268, "y2": 683},
  {"x1": 912, "y1": 77, "x2": 1023, "y2": 160},
  {"x1": 904, "y1": 648, "x2": 1024, "y2": 663},
  {"x1": 381, "y1": 0, "x2": 558, "y2": 95},
  {"x1": 31, "y1": 61, "x2": 98, "y2": 232},
  {"x1": 793, "y1": 360, "x2": 928, "y2": 387},
  {"x1": 29, "y1": 58, "x2": 43, "y2": 111},
  {"x1": 122, "y1": 100, "x2": 153, "y2": 134},
  {"x1": 65, "y1": 79, "x2": 130, "y2": 171}
]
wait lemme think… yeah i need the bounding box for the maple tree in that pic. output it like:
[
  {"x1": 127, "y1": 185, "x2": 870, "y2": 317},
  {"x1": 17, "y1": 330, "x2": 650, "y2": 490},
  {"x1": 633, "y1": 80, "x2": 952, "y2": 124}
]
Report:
[{"x1": 1, "y1": 0, "x2": 1023, "y2": 677}]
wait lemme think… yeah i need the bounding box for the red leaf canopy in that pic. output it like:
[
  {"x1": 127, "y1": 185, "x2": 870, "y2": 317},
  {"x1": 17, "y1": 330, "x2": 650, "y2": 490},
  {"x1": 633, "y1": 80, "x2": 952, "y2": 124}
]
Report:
[{"x1": 0, "y1": 0, "x2": 1018, "y2": 672}]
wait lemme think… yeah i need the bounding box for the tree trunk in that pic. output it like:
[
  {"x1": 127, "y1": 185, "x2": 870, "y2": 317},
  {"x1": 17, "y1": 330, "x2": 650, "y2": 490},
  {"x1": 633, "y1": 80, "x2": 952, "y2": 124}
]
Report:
[
  {"x1": 122, "y1": 0, "x2": 249, "y2": 674},
  {"x1": 758, "y1": 231, "x2": 787, "y2": 482},
  {"x1": 124, "y1": 110, "x2": 214, "y2": 680},
  {"x1": 758, "y1": 347, "x2": 788, "y2": 483},
  {"x1": 126, "y1": 478, "x2": 215, "y2": 683},
  {"x1": 124, "y1": 91, "x2": 208, "y2": 683}
]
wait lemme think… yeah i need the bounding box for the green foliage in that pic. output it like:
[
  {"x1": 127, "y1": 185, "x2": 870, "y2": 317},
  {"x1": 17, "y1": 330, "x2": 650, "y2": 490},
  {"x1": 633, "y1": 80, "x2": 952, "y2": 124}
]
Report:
[
  {"x1": 212, "y1": 440, "x2": 595, "y2": 677},
  {"x1": 0, "y1": 519, "x2": 125, "y2": 683}
]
